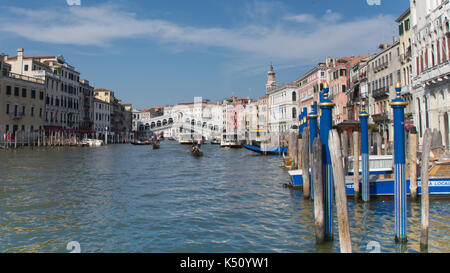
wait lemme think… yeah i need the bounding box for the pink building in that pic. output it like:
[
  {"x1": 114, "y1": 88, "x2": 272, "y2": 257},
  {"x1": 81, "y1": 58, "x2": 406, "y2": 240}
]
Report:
[{"x1": 294, "y1": 62, "x2": 328, "y2": 113}]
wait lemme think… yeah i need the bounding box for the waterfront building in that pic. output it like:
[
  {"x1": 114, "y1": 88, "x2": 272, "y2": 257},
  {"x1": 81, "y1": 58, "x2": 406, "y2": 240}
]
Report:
[
  {"x1": 294, "y1": 62, "x2": 328, "y2": 113},
  {"x1": 0, "y1": 57, "x2": 46, "y2": 139},
  {"x1": 327, "y1": 57, "x2": 353, "y2": 126},
  {"x1": 267, "y1": 83, "x2": 298, "y2": 134},
  {"x1": 93, "y1": 98, "x2": 110, "y2": 136},
  {"x1": 79, "y1": 79, "x2": 94, "y2": 132},
  {"x1": 345, "y1": 56, "x2": 368, "y2": 121},
  {"x1": 94, "y1": 88, "x2": 131, "y2": 140},
  {"x1": 410, "y1": 0, "x2": 450, "y2": 147},
  {"x1": 396, "y1": 8, "x2": 415, "y2": 127},
  {"x1": 366, "y1": 39, "x2": 402, "y2": 145},
  {"x1": 30, "y1": 53, "x2": 81, "y2": 130},
  {"x1": 222, "y1": 96, "x2": 249, "y2": 143},
  {"x1": 264, "y1": 65, "x2": 298, "y2": 134}
]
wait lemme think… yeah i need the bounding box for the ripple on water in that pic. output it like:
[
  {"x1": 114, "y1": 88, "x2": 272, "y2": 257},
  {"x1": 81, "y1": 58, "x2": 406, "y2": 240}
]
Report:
[{"x1": 0, "y1": 142, "x2": 449, "y2": 253}]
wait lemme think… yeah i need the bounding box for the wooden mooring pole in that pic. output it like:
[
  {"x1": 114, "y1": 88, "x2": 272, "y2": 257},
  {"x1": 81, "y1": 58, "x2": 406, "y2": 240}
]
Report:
[
  {"x1": 409, "y1": 131, "x2": 418, "y2": 200},
  {"x1": 312, "y1": 137, "x2": 324, "y2": 244},
  {"x1": 420, "y1": 129, "x2": 432, "y2": 251},
  {"x1": 329, "y1": 129, "x2": 352, "y2": 253},
  {"x1": 353, "y1": 131, "x2": 360, "y2": 198}
]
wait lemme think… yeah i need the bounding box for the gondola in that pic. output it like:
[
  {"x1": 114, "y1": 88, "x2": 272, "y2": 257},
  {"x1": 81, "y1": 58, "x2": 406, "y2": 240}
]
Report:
[
  {"x1": 190, "y1": 146, "x2": 203, "y2": 157},
  {"x1": 130, "y1": 140, "x2": 152, "y2": 145},
  {"x1": 152, "y1": 141, "x2": 160, "y2": 149}
]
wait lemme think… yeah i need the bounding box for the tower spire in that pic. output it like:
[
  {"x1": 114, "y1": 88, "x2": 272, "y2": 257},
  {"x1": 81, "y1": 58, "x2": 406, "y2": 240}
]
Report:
[{"x1": 266, "y1": 63, "x2": 277, "y2": 94}]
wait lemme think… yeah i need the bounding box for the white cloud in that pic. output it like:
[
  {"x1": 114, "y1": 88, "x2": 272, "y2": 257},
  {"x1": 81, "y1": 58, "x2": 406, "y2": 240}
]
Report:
[
  {"x1": 0, "y1": 4, "x2": 396, "y2": 62},
  {"x1": 284, "y1": 14, "x2": 316, "y2": 23}
]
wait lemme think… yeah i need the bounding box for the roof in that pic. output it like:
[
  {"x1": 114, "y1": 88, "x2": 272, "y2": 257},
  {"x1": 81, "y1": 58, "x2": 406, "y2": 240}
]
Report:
[
  {"x1": 395, "y1": 8, "x2": 410, "y2": 23},
  {"x1": 94, "y1": 88, "x2": 113, "y2": 93}
]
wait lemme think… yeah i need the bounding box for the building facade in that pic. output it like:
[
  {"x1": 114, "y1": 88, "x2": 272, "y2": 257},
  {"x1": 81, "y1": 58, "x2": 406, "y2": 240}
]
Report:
[
  {"x1": 0, "y1": 58, "x2": 46, "y2": 140},
  {"x1": 367, "y1": 40, "x2": 402, "y2": 144},
  {"x1": 93, "y1": 98, "x2": 110, "y2": 135},
  {"x1": 79, "y1": 79, "x2": 94, "y2": 131},
  {"x1": 410, "y1": 0, "x2": 450, "y2": 147}
]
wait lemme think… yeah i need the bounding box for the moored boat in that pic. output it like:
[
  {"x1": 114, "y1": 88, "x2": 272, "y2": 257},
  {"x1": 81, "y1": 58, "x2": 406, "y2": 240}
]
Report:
[
  {"x1": 243, "y1": 144, "x2": 288, "y2": 155},
  {"x1": 130, "y1": 140, "x2": 152, "y2": 145},
  {"x1": 81, "y1": 138, "x2": 104, "y2": 147}
]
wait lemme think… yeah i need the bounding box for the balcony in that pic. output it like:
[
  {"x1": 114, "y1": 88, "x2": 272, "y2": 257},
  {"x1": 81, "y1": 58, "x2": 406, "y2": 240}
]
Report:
[
  {"x1": 372, "y1": 86, "x2": 389, "y2": 100},
  {"x1": 414, "y1": 60, "x2": 450, "y2": 86}
]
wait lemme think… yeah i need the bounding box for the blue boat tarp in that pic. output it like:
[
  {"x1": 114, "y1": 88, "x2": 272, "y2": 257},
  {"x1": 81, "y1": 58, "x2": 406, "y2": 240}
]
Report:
[{"x1": 244, "y1": 145, "x2": 288, "y2": 155}]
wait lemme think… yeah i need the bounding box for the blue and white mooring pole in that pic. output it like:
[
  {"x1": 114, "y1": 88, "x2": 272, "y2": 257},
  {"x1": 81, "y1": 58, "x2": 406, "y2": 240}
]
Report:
[
  {"x1": 299, "y1": 110, "x2": 304, "y2": 135},
  {"x1": 319, "y1": 82, "x2": 335, "y2": 240},
  {"x1": 390, "y1": 82, "x2": 408, "y2": 243},
  {"x1": 308, "y1": 101, "x2": 319, "y2": 199},
  {"x1": 360, "y1": 100, "x2": 370, "y2": 202}
]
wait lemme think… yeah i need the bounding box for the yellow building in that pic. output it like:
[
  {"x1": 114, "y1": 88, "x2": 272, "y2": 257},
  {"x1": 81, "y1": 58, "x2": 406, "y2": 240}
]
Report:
[{"x1": 0, "y1": 56, "x2": 46, "y2": 142}]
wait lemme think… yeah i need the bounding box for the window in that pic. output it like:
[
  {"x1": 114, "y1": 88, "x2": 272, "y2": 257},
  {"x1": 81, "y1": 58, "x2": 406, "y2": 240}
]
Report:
[
  {"x1": 14, "y1": 87, "x2": 19, "y2": 96},
  {"x1": 342, "y1": 85, "x2": 346, "y2": 93},
  {"x1": 31, "y1": 107, "x2": 34, "y2": 117},
  {"x1": 405, "y1": 19, "x2": 410, "y2": 31},
  {"x1": 22, "y1": 105, "x2": 25, "y2": 115},
  {"x1": 39, "y1": 108, "x2": 42, "y2": 117},
  {"x1": 292, "y1": 107, "x2": 297, "y2": 119},
  {"x1": 399, "y1": 22, "x2": 404, "y2": 35},
  {"x1": 6, "y1": 85, "x2": 11, "y2": 95},
  {"x1": 22, "y1": 88, "x2": 27, "y2": 98},
  {"x1": 31, "y1": 89, "x2": 36, "y2": 99},
  {"x1": 292, "y1": 91, "x2": 297, "y2": 102},
  {"x1": 39, "y1": 91, "x2": 44, "y2": 100},
  {"x1": 6, "y1": 104, "x2": 9, "y2": 114},
  {"x1": 24, "y1": 65, "x2": 29, "y2": 71}
]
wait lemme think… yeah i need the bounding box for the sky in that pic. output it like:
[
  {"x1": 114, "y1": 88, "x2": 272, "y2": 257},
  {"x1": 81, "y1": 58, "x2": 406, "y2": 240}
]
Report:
[{"x1": 0, "y1": 0, "x2": 410, "y2": 109}]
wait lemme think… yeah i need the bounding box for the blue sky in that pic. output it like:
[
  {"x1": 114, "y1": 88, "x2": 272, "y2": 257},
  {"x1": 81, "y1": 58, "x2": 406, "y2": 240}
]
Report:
[{"x1": 0, "y1": 0, "x2": 410, "y2": 109}]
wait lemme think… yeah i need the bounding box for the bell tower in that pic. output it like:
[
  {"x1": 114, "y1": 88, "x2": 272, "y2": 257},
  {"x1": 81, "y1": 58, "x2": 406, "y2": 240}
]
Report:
[{"x1": 266, "y1": 64, "x2": 277, "y2": 94}]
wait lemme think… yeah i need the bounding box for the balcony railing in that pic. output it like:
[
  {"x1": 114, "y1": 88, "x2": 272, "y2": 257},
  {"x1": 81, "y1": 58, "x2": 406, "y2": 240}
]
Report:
[
  {"x1": 374, "y1": 62, "x2": 388, "y2": 73},
  {"x1": 372, "y1": 86, "x2": 389, "y2": 100},
  {"x1": 5, "y1": 72, "x2": 45, "y2": 84}
]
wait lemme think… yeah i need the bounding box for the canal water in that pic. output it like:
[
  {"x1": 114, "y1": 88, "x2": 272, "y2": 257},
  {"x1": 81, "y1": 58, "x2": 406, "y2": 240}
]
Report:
[{"x1": 0, "y1": 142, "x2": 449, "y2": 253}]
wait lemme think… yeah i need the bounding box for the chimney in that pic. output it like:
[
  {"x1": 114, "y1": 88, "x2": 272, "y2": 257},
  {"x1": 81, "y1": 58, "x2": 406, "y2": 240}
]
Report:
[
  {"x1": 17, "y1": 48, "x2": 24, "y2": 61},
  {"x1": 393, "y1": 36, "x2": 398, "y2": 44}
]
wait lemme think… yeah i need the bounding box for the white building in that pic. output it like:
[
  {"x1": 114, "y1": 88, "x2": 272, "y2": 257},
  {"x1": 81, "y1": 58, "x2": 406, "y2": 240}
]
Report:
[
  {"x1": 410, "y1": 0, "x2": 450, "y2": 147},
  {"x1": 93, "y1": 98, "x2": 110, "y2": 135},
  {"x1": 268, "y1": 83, "x2": 299, "y2": 134}
]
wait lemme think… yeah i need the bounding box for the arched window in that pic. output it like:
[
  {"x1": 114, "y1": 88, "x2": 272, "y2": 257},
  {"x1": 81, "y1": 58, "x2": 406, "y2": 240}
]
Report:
[
  {"x1": 292, "y1": 107, "x2": 297, "y2": 119},
  {"x1": 292, "y1": 91, "x2": 297, "y2": 102}
]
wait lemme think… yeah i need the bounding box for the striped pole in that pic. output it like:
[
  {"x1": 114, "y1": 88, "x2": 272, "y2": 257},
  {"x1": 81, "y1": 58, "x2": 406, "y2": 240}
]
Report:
[
  {"x1": 390, "y1": 82, "x2": 408, "y2": 243},
  {"x1": 360, "y1": 100, "x2": 370, "y2": 202},
  {"x1": 308, "y1": 101, "x2": 319, "y2": 199},
  {"x1": 319, "y1": 82, "x2": 335, "y2": 241}
]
